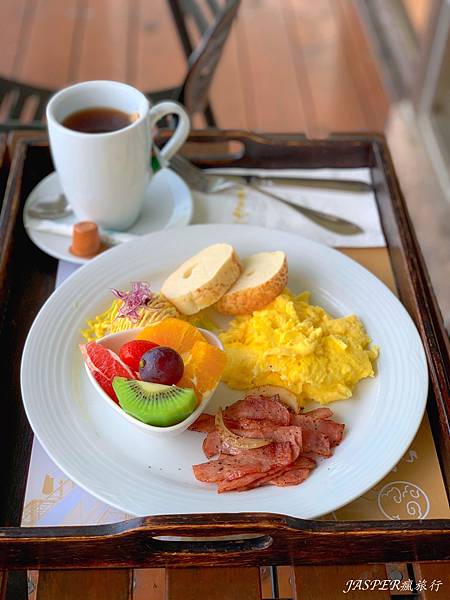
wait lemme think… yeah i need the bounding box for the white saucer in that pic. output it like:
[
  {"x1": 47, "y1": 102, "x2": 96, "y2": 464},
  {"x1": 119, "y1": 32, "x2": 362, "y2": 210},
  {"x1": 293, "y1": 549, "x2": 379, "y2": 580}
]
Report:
[{"x1": 23, "y1": 168, "x2": 193, "y2": 265}]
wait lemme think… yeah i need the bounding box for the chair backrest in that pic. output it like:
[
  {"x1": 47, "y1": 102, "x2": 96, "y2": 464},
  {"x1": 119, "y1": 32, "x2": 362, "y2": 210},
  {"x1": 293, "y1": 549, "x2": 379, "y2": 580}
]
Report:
[
  {"x1": 168, "y1": 0, "x2": 227, "y2": 57},
  {"x1": 178, "y1": 0, "x2": 241, "y2": 115},
  {"x1": 0, "y1": 77, "x2": 52, "y2": 125}
]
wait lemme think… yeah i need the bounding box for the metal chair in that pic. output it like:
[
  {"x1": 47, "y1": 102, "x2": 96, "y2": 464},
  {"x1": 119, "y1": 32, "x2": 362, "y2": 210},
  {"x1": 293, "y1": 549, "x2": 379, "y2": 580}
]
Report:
[
  {"x1": 167, "y1": 0, "x2": 239, "y2": 125},
  {"x1": 0, "y1": 79, "x2": 52, "y2": 130},
  {"x1": 0, "y1": 0, "x2": 240, "y2": 129}
]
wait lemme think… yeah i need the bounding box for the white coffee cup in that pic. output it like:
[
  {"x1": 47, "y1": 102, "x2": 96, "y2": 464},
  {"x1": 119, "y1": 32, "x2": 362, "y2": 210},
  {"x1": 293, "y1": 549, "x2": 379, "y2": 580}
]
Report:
[{"x1": 46, "y1": 80, "x2": 190, "y2": 230}]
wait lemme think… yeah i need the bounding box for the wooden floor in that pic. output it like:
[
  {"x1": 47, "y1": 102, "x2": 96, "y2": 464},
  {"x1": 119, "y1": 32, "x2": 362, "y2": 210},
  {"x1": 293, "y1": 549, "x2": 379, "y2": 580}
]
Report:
[{"x1": 0, "y1": 0, "x2": 390, "y2": 135}]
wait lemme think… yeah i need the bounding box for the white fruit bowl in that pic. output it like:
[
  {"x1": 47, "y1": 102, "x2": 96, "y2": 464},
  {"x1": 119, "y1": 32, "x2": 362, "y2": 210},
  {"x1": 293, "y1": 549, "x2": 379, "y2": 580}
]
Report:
[{"x1": 83, "y1": 326, "x2": 223, "y2": 437}]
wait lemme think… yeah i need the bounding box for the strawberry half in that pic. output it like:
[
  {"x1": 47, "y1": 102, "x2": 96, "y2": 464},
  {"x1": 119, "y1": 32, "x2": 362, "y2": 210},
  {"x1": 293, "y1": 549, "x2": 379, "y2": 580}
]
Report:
[{"x1": 119, "y1": 339, "x2": 159, "y2": 373}]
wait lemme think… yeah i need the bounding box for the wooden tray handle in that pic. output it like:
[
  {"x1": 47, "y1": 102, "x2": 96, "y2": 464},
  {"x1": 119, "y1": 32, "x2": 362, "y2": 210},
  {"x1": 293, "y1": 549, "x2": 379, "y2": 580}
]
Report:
[
  {"x1": 1, "y1": 514, "x2": 449, "y2": 569},
  {"x1": 158, "y1": 129, "x2": 375, "y2": 169}
]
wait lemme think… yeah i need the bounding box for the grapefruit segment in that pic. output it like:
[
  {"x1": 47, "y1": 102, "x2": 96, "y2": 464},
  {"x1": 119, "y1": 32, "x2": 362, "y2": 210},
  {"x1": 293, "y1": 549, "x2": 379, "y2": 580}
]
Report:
[{"x1": 80, "y1": 342, "x2": 134, "y2": 403}]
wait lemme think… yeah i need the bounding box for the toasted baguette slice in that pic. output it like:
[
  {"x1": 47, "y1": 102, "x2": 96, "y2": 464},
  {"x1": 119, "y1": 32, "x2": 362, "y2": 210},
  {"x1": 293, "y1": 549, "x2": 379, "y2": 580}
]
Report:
[
  {"x1": 161, "y1": 243, "x2": 242, "y2": 315},
  {"x1": 216, "y1": 251, "x2": 287, "y2": 315}
]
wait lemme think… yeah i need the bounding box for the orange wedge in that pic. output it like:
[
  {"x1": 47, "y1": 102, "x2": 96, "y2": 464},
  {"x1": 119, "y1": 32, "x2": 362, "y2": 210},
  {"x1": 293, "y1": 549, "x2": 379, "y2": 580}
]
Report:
[
  {"x1": 136, "y1": 318, "x2": 206, "y2": 356},
  {"x1": 178, "y1": 341, "x2": 227, "y2": 404}
]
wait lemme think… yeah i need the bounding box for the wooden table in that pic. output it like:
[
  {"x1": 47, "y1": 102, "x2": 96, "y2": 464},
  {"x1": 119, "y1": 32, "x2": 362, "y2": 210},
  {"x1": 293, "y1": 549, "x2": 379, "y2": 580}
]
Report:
[{"x1": 0, "y1": 131, "x2": 449, "y2": 599}]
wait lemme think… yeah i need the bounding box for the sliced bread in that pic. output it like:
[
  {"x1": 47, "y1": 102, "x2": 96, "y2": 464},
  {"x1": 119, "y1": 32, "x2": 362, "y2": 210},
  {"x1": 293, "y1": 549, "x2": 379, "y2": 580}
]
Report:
[
  {"x1": 161, "y1": 243, "x2": 242, "y2": 315},
  {"x1": 216, "y1": 250, "x2": 287, "y2": 315}
]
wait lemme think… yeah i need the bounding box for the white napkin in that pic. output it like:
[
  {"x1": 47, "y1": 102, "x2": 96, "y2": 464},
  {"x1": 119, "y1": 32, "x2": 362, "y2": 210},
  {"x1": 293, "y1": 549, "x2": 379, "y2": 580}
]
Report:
[{"x1": 193, "y1": 167, "x2": 385, "y2": 247}]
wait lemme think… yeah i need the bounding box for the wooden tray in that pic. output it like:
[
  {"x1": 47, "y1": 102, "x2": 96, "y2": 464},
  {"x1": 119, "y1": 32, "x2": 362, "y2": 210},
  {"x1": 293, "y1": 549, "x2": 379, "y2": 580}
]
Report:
[
  {"x1": 0, "y1": 131, "x2": 449, "y2": 570},
  {"x1": 0, "y1": 134, "x2": 8, "y2": 207}
]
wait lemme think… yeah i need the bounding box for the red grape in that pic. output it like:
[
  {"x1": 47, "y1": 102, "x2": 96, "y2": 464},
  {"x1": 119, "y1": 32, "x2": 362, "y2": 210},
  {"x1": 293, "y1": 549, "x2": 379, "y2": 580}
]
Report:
[{"x1": 139, "y1": 346, "x2": 184, "y2": 385}]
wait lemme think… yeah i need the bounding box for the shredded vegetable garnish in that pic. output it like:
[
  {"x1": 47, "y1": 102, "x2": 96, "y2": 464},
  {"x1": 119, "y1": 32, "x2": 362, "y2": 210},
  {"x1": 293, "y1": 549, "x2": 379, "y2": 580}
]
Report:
[{"x1": 111, "y1": 281, "x2": 153, "y2": 322}]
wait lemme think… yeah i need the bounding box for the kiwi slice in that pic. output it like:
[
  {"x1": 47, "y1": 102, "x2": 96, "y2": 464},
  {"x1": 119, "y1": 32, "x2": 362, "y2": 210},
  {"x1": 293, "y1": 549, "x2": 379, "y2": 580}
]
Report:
[{"x1": 112, "y1": 377, "x2": 197, "y2": 427}]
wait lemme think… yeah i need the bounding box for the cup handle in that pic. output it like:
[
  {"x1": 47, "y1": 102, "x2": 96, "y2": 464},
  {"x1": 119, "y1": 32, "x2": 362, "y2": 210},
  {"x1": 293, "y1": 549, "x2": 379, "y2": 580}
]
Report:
[{"x1": 148, "y1": 101, "x2": 191, "y2": 164}]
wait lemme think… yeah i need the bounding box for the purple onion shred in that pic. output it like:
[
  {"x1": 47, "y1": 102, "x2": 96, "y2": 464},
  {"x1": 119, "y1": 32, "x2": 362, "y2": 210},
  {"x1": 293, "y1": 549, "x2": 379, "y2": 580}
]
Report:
[{"x1": 111, "y1": 281, "x2": 153, "y2": 322}]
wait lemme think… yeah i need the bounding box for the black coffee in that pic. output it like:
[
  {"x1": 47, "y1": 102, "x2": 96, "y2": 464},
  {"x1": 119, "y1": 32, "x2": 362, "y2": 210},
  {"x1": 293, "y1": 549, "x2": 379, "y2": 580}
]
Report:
[{"x1": 62, "y1": 106, "x2": 132, "y2": 134}]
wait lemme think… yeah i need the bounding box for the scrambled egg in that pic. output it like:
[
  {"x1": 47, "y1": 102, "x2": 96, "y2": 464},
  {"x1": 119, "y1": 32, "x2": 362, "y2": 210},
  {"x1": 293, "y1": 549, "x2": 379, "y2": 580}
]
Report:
[{"x1": 219, "y1": 290, "x2": 378, "y2": 406}]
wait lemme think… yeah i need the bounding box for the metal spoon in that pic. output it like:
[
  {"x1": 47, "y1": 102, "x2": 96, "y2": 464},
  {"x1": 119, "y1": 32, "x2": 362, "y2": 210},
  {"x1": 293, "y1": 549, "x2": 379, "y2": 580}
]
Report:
[{"x1": 27, "y1": 194, "x2": 73, "y2": 219}]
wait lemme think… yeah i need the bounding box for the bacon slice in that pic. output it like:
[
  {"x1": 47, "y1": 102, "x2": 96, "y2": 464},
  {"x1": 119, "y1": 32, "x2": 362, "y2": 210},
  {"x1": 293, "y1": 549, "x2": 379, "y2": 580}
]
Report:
[
  {"x1": 302, "y1": 429, "x2": 331, "y2": 457},
  {"x1": 291, "y1": 414, "x2": 344, "y2": 447},
  {"x1": 270, "y1": 467, "x2": 311, "y2": 486},
  {"x1": 245, "y1": 456, "x2": 316, "y2": 489},
  {"x1": 193, "y1": 458, "x2": 259, "y2": 483},
  {"x1": 202, "y1": 431, "x2": 221, "y2": 458},
  {"x1": 221, "y1": 456, "x2": 316, "y2": 492},
  {"x1": 203, "y1": 423, "x2": 303, "y2": 460},
  {"x1": 302, "y1": 407, "x2": 333, "y2": 420},
  {"x1": 229, "y1": 424, "x2": 302, "y2": 459},
  {"x1": 203, "y1": 429, "x2": 258, "y2": 458},
  {"x1": 239, "y1": 468, "x2": 290, "y2": 491},
  {"x1": 193, "y1": 442, "x2": 295, "y2": 483},
  {"x1": 188, "y1": 413, "x2": 215, "y2": 433},
  {"x1": 224, "y1": 395, "x2": 291, "y2": 426},
  {"x1": 316, "y1": 420, "x2": 344, "y2": 446},
  {"x1": 217, "y1": 471, "x2": 275, "y2": 493},
  {"x1": 226, "y1": 417, "x2": 286, "y2": 430},
  {"x1": 290, "y1": 455, "x2": 316, "y2": 469}
]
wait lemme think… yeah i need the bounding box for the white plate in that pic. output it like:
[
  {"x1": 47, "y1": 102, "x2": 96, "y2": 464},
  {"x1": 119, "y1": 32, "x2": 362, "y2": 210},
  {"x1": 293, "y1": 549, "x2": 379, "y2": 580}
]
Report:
[
  {"x1": 21, "y1": 225, "x2": 428, "y2": 518},
  {"x1": 23, "y1": 168, "x2": 193, "y2": 265}
]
